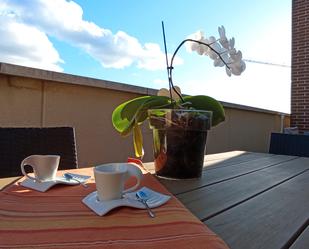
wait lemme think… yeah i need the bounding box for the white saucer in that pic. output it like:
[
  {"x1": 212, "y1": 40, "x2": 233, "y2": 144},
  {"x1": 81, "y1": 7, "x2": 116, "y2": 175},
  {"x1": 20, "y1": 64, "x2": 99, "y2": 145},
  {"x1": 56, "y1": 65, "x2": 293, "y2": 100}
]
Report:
[
  {"x1": 20, "y1": 174, "x2": 91, "y2": 192},
  {"x1": 82, "y1": 187, "x2": 171, "y2": 216}
]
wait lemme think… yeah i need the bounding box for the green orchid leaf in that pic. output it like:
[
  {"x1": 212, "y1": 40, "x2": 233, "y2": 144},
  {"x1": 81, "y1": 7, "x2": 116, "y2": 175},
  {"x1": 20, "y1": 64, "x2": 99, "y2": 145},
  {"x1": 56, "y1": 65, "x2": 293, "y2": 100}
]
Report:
[
  {"x1": 112, "y1": 95, "x2": 170, "y2": 136},
  {"x1": 133, "y1": 123, "x2": 144, "y2": 158},
  {"x1": 182, "y1": 95, "x2": 225, "y2": 126}
]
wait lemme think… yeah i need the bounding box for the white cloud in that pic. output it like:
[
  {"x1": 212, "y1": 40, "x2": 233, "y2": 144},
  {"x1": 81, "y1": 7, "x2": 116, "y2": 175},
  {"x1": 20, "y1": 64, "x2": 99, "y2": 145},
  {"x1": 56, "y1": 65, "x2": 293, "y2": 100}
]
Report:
[
  {"x1": 0, "y1": 0, "x2": 175, "y2": 71},
  {"x1": 153, "y1": 78, "x2": 168, "y2": 88},
  {"x1": 153, "y1": 79, "x2": 167, "y2": 84},
  {"x1": 0, "y1": 15, "x2": 63, "y2": 71}
]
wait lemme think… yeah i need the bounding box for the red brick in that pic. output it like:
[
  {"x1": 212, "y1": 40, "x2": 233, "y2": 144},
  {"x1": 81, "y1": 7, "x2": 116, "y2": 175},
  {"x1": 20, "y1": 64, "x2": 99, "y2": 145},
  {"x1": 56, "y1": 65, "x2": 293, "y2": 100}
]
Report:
[{"x1": 291, "y1": 0, "x2": 309, "y2": 133}]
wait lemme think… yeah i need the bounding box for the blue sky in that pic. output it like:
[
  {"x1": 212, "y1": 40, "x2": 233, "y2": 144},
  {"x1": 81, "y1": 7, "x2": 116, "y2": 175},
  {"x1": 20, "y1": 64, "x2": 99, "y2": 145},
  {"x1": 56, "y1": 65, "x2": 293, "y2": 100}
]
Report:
[{"x1": 0, "y1": 0, "x2": 291, "y2": 113}]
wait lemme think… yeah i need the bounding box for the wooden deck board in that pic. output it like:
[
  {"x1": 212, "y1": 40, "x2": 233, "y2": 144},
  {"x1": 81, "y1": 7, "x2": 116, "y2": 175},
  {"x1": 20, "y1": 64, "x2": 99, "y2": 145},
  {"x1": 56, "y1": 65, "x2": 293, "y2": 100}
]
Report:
[
  {"x1": 158, "y1": 154, "x2": 298, "y2": 195},
  {"x1": 290, "y1": 226, "x2": 309, "y2": 249},
  {"x1": 143, "y1": 151, "x2": 272, "y2": 174},
  {"x1": 202, "y1": 151, "x2": 276, "y2": 169},
  {"x1": 174, "y1": 157, "x2": 309, "y2": 220},
  {"x1": 204, "y1": 170, "x2": 309, "y2": 249}
]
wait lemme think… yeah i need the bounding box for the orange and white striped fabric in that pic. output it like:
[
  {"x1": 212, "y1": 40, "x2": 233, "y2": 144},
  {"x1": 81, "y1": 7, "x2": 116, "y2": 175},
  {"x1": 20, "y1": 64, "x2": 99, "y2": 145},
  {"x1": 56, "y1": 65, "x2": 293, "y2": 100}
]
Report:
[{"x1": 0, "y1": 167, "x2": 229, "y2": 249}]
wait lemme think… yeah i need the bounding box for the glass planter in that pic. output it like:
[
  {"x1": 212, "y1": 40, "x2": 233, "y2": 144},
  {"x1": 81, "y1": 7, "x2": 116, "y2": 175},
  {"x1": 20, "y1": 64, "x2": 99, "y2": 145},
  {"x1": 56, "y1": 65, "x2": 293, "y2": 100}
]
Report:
[{"x1": 148, "y1": 109, "x2": 212, "y2": 179}]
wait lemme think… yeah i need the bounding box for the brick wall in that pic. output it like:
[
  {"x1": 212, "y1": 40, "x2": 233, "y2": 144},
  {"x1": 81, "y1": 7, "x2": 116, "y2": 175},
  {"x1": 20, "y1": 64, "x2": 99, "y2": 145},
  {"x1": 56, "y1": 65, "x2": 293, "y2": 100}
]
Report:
[{"x1": 291, "y1": 0, "x2": 309, "y2": 132}]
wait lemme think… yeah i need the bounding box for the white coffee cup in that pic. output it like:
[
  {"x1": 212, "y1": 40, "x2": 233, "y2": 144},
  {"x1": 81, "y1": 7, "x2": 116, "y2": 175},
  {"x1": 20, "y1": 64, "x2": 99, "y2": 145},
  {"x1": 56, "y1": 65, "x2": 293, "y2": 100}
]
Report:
[
  {"x1": 21, "y1": 155, "x2": 60, "y2": 182},
  {"x1": 94, "y1": 163, "x2": 143, "y2": 201}
]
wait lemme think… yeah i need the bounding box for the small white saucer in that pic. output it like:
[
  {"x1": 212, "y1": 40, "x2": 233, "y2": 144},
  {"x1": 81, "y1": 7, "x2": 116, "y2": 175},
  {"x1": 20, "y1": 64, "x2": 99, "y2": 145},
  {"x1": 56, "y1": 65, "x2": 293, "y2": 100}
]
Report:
[
  {"x1": 82, "y1": 187, "x2": 171, "y2": 216},
  {"x1": 20, "y1": 174, "x2": 91, "y2": 192}
]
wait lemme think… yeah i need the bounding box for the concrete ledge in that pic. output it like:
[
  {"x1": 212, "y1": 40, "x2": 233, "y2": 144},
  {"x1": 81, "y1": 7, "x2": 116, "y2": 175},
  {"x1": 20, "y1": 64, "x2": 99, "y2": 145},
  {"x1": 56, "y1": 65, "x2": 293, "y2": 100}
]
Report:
[
  {"x1": 0, "y1": 62, "x2": 289, "y2": 116},
  {"x1": 220, "y1": 101, "x2": 288, "y2": 116},
  {"x1": 0, "y1": 62, "x2": 157, "y2": 96}
]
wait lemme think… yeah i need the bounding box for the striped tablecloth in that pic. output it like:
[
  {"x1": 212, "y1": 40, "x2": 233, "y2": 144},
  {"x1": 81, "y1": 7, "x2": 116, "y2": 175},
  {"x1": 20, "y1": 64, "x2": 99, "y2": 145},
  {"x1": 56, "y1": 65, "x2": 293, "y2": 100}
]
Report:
[{"x1": 0, "y1": 167, "x2": 229, "y2": 249}]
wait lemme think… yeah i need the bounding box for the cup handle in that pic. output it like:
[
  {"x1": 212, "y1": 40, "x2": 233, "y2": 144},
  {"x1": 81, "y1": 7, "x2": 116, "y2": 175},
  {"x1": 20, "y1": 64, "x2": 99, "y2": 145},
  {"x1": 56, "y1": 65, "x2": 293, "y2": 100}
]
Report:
[
  {"x1": 122, "y1": 163, "x2": 143, "y2": 194},
  {"x1": 21, "y1": 156, "x2": 37, "y2": 182}
]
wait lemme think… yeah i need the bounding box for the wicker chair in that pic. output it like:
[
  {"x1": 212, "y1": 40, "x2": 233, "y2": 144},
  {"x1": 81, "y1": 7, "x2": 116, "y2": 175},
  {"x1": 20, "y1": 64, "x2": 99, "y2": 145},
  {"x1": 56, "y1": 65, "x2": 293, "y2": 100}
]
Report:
[
  {"x1": 0, "y1": 127, "x2": 78, "y2": 178},
  {"x1": 269, "y1": 132, "x2": 309, "y2": 157}
]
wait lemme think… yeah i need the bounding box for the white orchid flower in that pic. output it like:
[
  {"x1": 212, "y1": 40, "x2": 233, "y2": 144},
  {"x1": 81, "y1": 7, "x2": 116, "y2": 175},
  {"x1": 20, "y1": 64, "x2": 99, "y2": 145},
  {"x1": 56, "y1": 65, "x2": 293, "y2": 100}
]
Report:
[
  {"x1": 186, "y1": 26, "x2": 246, "y2": 76},
  {"x1": 208, "y1": 36, "x2": 217, "y2": 44},
  {"x1": 218, "y1": 26, "x2": 229, "y2": 49},
  {"x1": 208, "y1": 37, "x2": 222, "y2": 59},
  {"x1": 186, "y1": 31, "x2": 205, "y2": 52},
  {"x1": 230, "y1": 50, "x2": 242, "y2": 62},
  {"x1": 229, "y1": 60, "x2": 246, "y2": 75},
  {"x1": 218, "y1": 26, "x2": 225, "y2": 38},
  {"x1": 214, "y1": 52, "x2": 229, "y2": 67},
  {"x1": 208, "y1": 50, "x2": 218, "y2": 60},
  {"x1": 214, "y1": 58, "x2": 225, "y2": 67},
  {"x1": 211, "y1": 41, "x2": 221, "y2": 53},
  {"x1": 196, "y1": 43, "x2": 208, "y2": 55},
  {"x1": 194, "y1": 30, "x2": 205, "y2": 41},
  {"x1": 201, "y1": 38, "x2": 210, "y2": 55},
  {"x1": 226, "y1": 66, "x2": 232, "y2": 77},
  {"x1": 229, "y1": 37, "x2": 235, "y2": 49}
]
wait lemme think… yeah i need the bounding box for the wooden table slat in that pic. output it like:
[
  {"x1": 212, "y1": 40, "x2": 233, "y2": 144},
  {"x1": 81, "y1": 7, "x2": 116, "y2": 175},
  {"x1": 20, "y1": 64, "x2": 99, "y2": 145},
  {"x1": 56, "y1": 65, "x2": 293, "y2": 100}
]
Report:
[
  {"x1": 143, "y1": 151, "x2": 274, "y2": 174},
  {"x1": 202, "y1": 151, "x2": 277, "y2": 169},
  {"x1": 0, "y1": 176, "x2": 20, "y2": 191},
  {"x1": 176, "y1": 157, "x2": 309, "y2": 220},
  {"x1": 204, "y1": 170, "x2": 309, "y2": 249},
  {"x1": 159, "y1": 154, "x2": 298, "y2": 195},
  {"x1": 290, "y1": 226, "x2": 309, "y2": 249}
]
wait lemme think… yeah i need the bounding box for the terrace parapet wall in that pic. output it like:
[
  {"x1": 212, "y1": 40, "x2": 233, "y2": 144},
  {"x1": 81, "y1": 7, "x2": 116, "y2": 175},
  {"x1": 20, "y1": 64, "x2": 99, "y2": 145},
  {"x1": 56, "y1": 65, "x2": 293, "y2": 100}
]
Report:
[{"x1": 0, "y1": 62, "x2": 289, "y2": 167}]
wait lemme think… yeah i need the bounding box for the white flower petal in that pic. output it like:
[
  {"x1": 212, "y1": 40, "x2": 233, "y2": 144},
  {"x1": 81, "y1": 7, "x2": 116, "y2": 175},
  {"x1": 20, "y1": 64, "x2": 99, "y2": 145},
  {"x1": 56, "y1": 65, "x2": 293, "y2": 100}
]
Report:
[
  {"x1": 232, "y1": 67, "x2": 242, "y2": 75},
  {"x1": 210, "y1": 42, "x2": 221, "y2": 53},
  {"x1": 225, "y1": 66, "x2": 232, "y2": 77},
  {"x1": 208, "y1": 36, "x2": 217, "y2": 44},
  {"x1": 214, "y1": 58, "x2": 225, "y2": 67},
  {"x1": 208, "y1": 50, "x2": 218, "y2": 60},
  {"x1": 229, "y1": 48, "x2": 236, "y2": 56},
  {"x1": 240, "y1": 60, "x2": 246, "y2": 72},
  {"x1": 229, "y1": 59, "x2": 246, "y2": 76},
  {"x1": 221, "y1": 53, "x2": 229, "y2": 64},
  {"x1": 194, "y1": 31, "x2": 204, "y2": 41},
  {"x1": 218, "y1": 26, "x2": 229, "y2": 49},
  {"x1": 218, "y1": 25, "x2": 226, "y2": 38},
  {"x1": 229, "y1": 38, "x2": 235, "y2": 49},
  {"x1": 220, "y1": 39, "x2": 229, "y2": 49},
  {"x1": 191, "y1": 42, "x2": 199, "y2": 51},
  {"x1": 185, "y1": 41, "x2": 194, "y2": 52},
  {"x1": 231, "y1": 50, "x2": 242, "y2": 62},
  {"x1": 197, "y1": 45, "x2": 206, "y2": 55}
]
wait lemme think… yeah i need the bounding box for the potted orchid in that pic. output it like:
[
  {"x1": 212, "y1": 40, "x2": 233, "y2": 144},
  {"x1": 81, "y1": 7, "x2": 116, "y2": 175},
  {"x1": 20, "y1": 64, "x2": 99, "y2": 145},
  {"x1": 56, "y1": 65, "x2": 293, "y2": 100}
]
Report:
[{"x1": 112, "y1": 23, "x2": 245, "y2": 179}]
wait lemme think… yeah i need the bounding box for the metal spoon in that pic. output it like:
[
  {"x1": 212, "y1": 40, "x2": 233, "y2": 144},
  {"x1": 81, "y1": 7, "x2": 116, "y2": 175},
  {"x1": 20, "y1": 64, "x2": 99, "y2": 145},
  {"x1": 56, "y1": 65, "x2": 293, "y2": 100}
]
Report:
[
  {"x1": 63, "y1": 173, "x2": 88, "y2": 188},
  {"x1": 136, "y1": 190, "x2": 155, "y2": 218}
]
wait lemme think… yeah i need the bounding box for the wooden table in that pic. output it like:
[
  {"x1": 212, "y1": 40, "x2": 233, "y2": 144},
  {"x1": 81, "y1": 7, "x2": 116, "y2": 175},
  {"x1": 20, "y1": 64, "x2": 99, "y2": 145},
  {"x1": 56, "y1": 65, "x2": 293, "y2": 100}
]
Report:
[
  {"x1": 1, "y1": 151, "x2": 308, "y2": 249},
  {"x1": 144, "y1": 151, "x2": 309, "y2": 249}
]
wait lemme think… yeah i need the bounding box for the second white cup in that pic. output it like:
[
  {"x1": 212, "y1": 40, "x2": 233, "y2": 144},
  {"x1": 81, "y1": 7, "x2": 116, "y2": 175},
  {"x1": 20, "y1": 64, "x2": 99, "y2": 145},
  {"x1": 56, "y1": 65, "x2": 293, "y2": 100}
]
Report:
[
  {"x1": 20, "y1": 155, "x2": 60, "y2": 182},
  {"x1": 94, "y1": 163, "x2": 143, "y2": 201}
]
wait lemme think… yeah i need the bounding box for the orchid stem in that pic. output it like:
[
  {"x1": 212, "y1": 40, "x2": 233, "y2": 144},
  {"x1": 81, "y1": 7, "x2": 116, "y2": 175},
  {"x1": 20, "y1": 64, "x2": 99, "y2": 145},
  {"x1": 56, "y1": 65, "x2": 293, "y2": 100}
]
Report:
[
  {"x1": 162, "y1": 24, "x2": 231, "y2": 105},
  {"x1": 161, "y1": 21, "x2": 184, "y2": 104}
]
